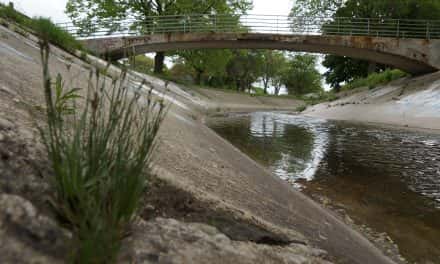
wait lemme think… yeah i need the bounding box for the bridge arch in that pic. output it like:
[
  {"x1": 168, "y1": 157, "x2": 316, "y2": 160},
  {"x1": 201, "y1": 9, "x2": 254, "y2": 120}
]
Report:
[
  {"x1": 62, "y1": 15, "x2": 440, "y2": 75},
  {"x1": 82, "y1": 32, "x2": 440, "y2": 75}
]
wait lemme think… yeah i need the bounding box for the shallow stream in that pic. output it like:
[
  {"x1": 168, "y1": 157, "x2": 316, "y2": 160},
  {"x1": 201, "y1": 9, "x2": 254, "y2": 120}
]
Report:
[{"x1": 208, "y1": 112, "x2": 440, "y2": 264}]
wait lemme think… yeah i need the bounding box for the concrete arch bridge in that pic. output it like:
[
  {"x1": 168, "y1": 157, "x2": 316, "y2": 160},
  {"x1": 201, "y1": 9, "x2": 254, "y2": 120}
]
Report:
[{"x1": 60, "y1": 14, "x2": 440, "y2": 75}]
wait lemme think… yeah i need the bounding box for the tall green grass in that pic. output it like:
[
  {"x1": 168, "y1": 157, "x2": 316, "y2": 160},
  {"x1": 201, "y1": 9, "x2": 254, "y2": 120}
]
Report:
[
  {"x1": 31, "y1": 17, "x2": 83, "y2": 53},
  {"x1": 0, "y1": 2, "x2": 29, "y2": 25},
  {"x1": 38, "y1": 39, "x2": 165, "y2": 263},
  {"x1": 0, "y1": 3, "x2": 82, "y2": 53},
  {"x1": 343, "y1": 69, "x2": 408, "y2": 91}
]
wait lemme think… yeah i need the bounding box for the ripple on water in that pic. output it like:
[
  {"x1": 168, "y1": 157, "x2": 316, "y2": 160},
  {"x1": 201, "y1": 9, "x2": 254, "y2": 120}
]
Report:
[{"x1": 208, "y1": 112, "x2": 440, "y2": 263}]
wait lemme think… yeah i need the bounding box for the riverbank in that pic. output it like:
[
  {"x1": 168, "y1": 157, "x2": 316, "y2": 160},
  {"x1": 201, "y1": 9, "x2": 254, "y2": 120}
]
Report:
[
  {"x1": 0, "y1": 22, "x2": 395, "y2": 263},
  {"x1": 305, "y1": 72, "x2": 440, "y2": 131}
]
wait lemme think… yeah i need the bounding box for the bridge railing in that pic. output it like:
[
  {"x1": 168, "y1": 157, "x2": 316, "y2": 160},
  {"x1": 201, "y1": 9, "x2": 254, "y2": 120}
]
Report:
[{"x1": 58, "y1": 14, "x2": 440, "y2": 39}]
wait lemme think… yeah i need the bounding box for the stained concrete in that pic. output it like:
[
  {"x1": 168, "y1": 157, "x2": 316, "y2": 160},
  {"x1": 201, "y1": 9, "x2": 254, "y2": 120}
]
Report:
[{"x1": 83, "y1": 33, "x2": 440, "y2": 75}]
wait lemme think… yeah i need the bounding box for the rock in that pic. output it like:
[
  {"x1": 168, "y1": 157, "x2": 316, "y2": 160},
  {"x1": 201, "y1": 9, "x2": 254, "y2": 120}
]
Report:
[
  {"x1": 0, "y1": 117, "x2": 14, "y2": 130},
  {"x1": 0, "y1": 194, "x2": 69, "y2": 263},
  {"x1": 120, "y1": 218, "x2": 332, "y2": 264},
  {"x1": 18, "y1": 128, "x2": 34, "y2": 140},
  {"x1": 0, "y1": 84, "x2": 14, "y2": 95},
  {"x1": 344, "y1": 215, "x2": 354, "y2": 224}
]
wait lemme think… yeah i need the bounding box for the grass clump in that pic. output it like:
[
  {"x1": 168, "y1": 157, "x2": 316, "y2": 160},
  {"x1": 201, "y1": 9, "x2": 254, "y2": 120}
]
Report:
[
  {"x1": 343, "y1": 69, "x2": 407, "y2": 91},
  {"x1": 38, "y1": 39, "x2": 165, "y2": 263},
  {"x1": 0, "y1": 3, "x2": 82, "y2": 53},
  {"x1": 31, "y1": 17, "x2": 83, "y2": 53},
  {"x1": 295, "y1": 105, "x2": 307, "y2": 112},
  {"x1": 0, "y1": 2, "x2": 29, "y2": 25}
]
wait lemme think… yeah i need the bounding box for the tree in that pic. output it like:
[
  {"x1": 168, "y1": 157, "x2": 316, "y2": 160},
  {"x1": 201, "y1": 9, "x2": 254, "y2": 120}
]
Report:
[
  {"x1": 282, "y1": 54, "x2": 322, "y2": 96},
  {"x1": 176, "y1": 49, "x2": 233, "y2": 85},
  {"x1": 271, "y1": 61, "x2": 289, "y2": 96},
  {"x1": 291, "y1": 0, "x2": 440, "y2": 90},
  {"x1": 259, "y1": 51, "x2": 287, "y2": 94},
  {"x1": 132, "y1": 55, "x2": 155, "y2": 74},
  {"x1": 226, "y1": 50, "x2": 263, "y2": 92},
  {"x1": 322, "y1": 56, "x2": 372, "y2": 92},
  {"x1": 65, "y1": 0, "x2": 252, "y2": 73},
  {"x1": 290, "y1": 0, "x2": 344, "y2": 18},
  {"x1": 168, "y1": 59, "x2": 196, "y2": 83}
]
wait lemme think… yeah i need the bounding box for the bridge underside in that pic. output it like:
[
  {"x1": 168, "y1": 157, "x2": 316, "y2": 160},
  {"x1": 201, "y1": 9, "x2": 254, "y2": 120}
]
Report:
[{"x1": 82, "y1": 33, "x2": 440, "y2": 75}]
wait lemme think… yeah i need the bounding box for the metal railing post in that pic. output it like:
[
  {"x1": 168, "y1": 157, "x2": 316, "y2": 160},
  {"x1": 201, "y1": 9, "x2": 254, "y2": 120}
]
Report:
[
  {"x1": 396, "y1": 20, "x2": 400, "y2": 38},
  {"x1": 427, "y1": 22, "x2": 430, "y2": 39},
  {"x1": 338, "y1": 18, "x2": 340, "y2": 34},
  {"x1": 367, "y1": 18, "x2": 370, "y2": 35}
]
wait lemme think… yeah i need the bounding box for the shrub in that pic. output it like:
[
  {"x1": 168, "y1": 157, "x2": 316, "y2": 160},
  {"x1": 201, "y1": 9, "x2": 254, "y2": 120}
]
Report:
[
  {"x1": 38, "y1": 40, "x2": 165, "y2": 263},
  {"x1": 31, "y1": 17, "x2": 83, "y2": 53},
  {"x1": 0, "y1": 4, "x2": 82, "y2": 53},
  {"x1": 343, "y1": 69, "x2": 408, "y2": 91},
  {"x1": 0, "y1": 2, "x2": 29, "y2": 25},
  {"x1": 296, "y1": 105, "x2": 307, "y2": 112}
]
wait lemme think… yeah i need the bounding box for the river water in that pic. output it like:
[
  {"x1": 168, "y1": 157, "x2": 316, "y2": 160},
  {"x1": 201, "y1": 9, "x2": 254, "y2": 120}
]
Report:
[{"x1": 207, "y1": 112, "x2": 440, "y2": 264}]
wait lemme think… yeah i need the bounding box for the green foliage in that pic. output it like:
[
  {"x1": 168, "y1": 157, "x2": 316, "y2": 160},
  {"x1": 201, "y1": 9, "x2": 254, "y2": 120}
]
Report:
[
  {"x1": 38, "y1": 41, "x2": 165, "y2": 263},
  {"x1": 66, "y1": 0, "x2": 252, "y2": 29},
  {"x1": 298, "y1": 91, "x2": 339, "y2": 106},
  {"x1": 282, "y1": 54, "x2": 323, "y2": 96},
  {"x1": 226, "y1": 50, "x2": 263, "y2": 92},
  {"x1": 166, "y1": 61, "x2": 195, "y2": 84},
  {"x1": 0, "y1": 2, "x2": 30, "y2": 25},
  {"x1": 0, "y1": 4, "x2": 82, "y2": 53},
  {"x1": 291, "y1": 0, "x2": 440, "y2": 90},
  {"x1": 252, "y1": 87, "x2": 266, "y2": 96},
  {"x1": 31, "y1": 17, "x2": 83, "y2": 53},
  {"x1": 290, "y1": 0, "x2": 344, "y2": 18},
  {"x1": 132, "y1": 55, "x2": 155, "y2": 74},
  {"x1": 295, "y1": 105, "x2": 307, "y2": 112},
  {"x1": 260, "y1": 50, "x2": 288, "y2": 94},
  {"x1": 65, "y1": 0, "x2": 252, "y2": 73},
  {"x1": 165, "y1": 50, "x2": 322, "y2": 97},
  {"x1": 175, "y1": 49, "x2": 233, "y2": 85},
  {"x1": 322, "y1": 55, "x2": 376, "y2": 92},
  {"x1": 53, "y1": 74, "x2": 82, "y2": 115},
  {"x1": 336, "y1": 0, "x2": 440, "y2": 20},
  {"x1": 342, "y1": 69, "x2": 407, "y2": 91}
]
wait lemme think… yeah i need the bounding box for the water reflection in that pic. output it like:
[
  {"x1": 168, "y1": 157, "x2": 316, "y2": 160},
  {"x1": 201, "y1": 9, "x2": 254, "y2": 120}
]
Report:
[
  {"x1": 208, "y1": 112, "x2": 440, "y2": 263},
  {"x1": 210, "y1": 112, "x2": 329, "y2": 183}
]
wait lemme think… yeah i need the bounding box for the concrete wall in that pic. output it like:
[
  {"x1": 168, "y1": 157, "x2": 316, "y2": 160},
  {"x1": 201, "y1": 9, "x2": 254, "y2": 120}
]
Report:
[{"x1": 83, "y1": 33, "x2": 440, "y2": 75}]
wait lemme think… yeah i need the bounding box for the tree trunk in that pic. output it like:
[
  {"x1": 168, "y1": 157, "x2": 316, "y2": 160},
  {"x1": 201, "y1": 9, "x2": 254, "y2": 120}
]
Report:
[
  {"x1": 154, "y1": 52, "x2": 165, "y2": 74},
  {"x1": 368, "y1": 62, "x2": 377, "y2": 74},
  {"x1": 263, "y1": 77, "x2": 269, "y2": 94},
  {"x1": 195, "y1": 70, "x2": 203, "y2": 85}
]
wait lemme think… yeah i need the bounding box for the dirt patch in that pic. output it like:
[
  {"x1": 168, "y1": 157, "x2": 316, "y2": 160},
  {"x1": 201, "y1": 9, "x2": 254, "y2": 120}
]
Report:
[{"x1": 142, "y1": 177, "x2": 302, "y2": 246}]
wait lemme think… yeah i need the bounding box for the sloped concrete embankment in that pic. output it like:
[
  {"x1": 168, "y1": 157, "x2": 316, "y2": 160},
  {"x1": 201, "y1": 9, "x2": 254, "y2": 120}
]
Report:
[{"x1": 305, "y1": 72, "x2": 440, "y2": 131}]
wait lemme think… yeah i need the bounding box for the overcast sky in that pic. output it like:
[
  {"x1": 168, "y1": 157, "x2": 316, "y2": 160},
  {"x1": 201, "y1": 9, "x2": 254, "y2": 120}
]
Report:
[{"x1": 1, "y1": 0, "x2": 294, "y2": 22}]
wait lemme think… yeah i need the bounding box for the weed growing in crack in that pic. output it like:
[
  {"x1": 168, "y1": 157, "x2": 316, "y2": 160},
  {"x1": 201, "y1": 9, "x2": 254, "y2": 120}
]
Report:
[{"x1": 38, "y1": 39, "x2": 165, "y2": 263}]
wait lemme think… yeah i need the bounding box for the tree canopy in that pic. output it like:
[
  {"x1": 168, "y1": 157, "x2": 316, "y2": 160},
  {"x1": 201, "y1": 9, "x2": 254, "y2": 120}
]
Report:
[
  {"x1": 259, "y1": 51, "x2": 287, "y2": 94},
  {"x1": 282, "y1": 54, "x2": 322, "y2": 96},
  {"x1": 290, "y1": 0, "x2": 440, "y2": 91},
  {"x1": 66, "y1": 0, "x2": 252, "y2": 73},
  {"x1": 176, "y1": 49, "x2": 233, "y2": 85}
]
